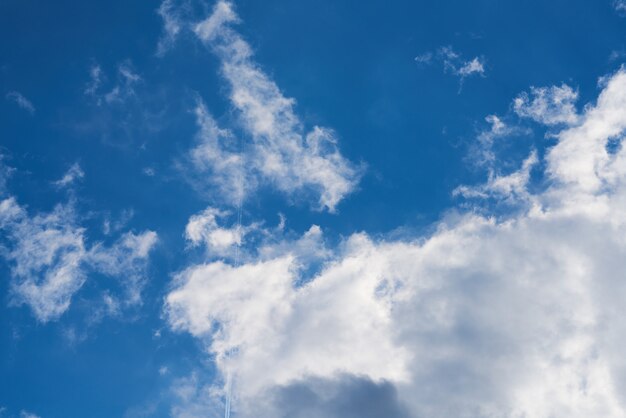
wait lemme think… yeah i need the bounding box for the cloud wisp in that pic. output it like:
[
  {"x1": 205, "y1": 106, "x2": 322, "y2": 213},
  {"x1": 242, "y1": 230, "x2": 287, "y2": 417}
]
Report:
[
  {"x1": 5, "y1": 91, "x2": 35, "y2": 114},
  {"x1": 415, "y1": 46, "x2": 486, "y2": 91},
  {"x1": 514, "y1": 83, "x2": 580, "y2": 126},
  {"x1": 0, "y1": 179, "x2": 158, "y2": 322},
  {"x1": 53, "y1": 163, "x2": 85, "y2": 189},
  {"x1": 186, "y1": 1, "x2": 362, "y2": 212}
]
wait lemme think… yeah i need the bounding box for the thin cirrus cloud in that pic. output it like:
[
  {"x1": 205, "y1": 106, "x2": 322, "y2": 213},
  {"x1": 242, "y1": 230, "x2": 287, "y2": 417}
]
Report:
[
  {"x1": 165, "y1": 68, "x2": 626, "y2": 417},
  {"x1": 415, "y1": 46, "x2": 486, "y2": 90},
  {"x1": 185, "y1": 99, "x2": 248, "y2": 205},
  {"x1": 156, "y1": 0, "x2": 184, "y2": 56},
  {"x1": 83, "y1": 61, "x2": 142, "y2": 106},
  {"x1": 53, "y1": 163, "x2": 85, "y2": 188},
  {"x1": 169, "y1": 1, "x2": 363, "y2": 212},
  {"x1": 5, "y1": 91, "x2": 35, "y2": 114}
]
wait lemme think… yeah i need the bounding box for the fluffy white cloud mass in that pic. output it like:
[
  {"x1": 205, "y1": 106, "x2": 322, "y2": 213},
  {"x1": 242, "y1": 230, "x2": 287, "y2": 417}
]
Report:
[
  {"x1": 0, "y1": 196, "x2": 157, "y2": 322},
  {"x1": 166, "y1": 68, "x2": 626, "y2": 417},
  {"x1": 190, "y1": 1, "x2": 361, "y2": 211}
]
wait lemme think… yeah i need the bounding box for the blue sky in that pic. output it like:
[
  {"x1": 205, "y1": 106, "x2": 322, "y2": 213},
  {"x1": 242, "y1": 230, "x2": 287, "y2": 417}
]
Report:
[{"x1": 3, "y1": 1, "x2": 626, "y2": 417}]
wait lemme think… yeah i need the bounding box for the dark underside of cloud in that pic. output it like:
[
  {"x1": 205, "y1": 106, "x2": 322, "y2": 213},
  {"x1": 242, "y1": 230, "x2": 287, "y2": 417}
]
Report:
[{"x1": 268, "y1": 375, "x2": 413, "y2": 418}]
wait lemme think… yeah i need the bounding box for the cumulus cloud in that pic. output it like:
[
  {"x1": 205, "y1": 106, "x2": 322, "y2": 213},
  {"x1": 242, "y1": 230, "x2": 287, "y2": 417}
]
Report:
[
  {"x1": 165, "y1": 68, "x2": 626, "y2": 417},
  {"x1": 514, "y1": 83, "x2": 579, "y2": 126},
  {"x1": 191, "y1": 1, "x2": 362, "y2": 211},
  {"x1": 260, "y1": 375, "x2": 412, "y2": 418},
  {"x1": 6, "y1": 91, "x2": 35, "y2": 114},
  {"x1": 0, "y1": 196, "x2": 157, "y2": 322}
]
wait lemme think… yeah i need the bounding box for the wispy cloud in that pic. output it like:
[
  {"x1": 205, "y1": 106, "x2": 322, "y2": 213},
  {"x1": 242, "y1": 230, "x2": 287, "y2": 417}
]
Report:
[
  {"x1": 190, "y1": 1, "x2": 362, "y2": 211},
  {"x1": 104, "y1": 62, "x2": 142, "y2": 104},
  {"x1": 0, "y1": 189, "x2": 157, "y2": 322},
  {"x1": 456, "y1": 56, "x2": 485, "y2": 77},
  {"x1": 84, "y1": 64, "x2": 103, "y2": 97},
  {"x1": 76, "y1": 61, "x2": 169, "y2": 146},
  {"x1": 53, "y1": 163, "x2": 85, "y2": 188},
  {"x1": 156, "y1": 0, "x2": 185, "y2": 56},
  {"x1": 184, "y1": 99, "x2": 247, "y2": 205},
  {"x1": 6, "y1": 91, "x2": 35, "y2": 114},
  {"x1": 88, "y1": 230, "x2": 159, "y2": 305},
  {"x1": 83, "y1": 61, "x2": 141, "y2": 105},
  {"x1": 514, "y1": 83, "x2": 580, "y2": 126},
  {"x1": 415, "y1": 46, "x2": 487, "y2": 91}
]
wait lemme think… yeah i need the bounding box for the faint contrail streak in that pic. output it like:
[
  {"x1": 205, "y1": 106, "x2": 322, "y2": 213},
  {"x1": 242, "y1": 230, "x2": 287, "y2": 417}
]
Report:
[{"x1": 225, "y1": 108, "x2": 246, "y2": 418}]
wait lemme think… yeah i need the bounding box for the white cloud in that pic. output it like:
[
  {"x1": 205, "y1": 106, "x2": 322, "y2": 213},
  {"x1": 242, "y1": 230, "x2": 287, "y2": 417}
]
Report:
[
  {"x1": 165, "y1": 68, "x2": 626, "y2": 417},
  {"x1": 545, "y1": 72, "x2": 626, "y2": 194},
  {"x1": 413, "y1": 52, "x2": 433, "y2": 65},
  {"x1": 457, "y1": 57, "x2": 485, "y2": 77},
  {"x1": 87, "y1": 61, "x2": 142, "y2": 105},
  {"x1": 454, "y1": 149, "x2": 538, "y2": 202},
  {"x1": 169, "y1": 373, "x2": 224, "y2": 418},
  {"x1": 186, "y1": 100, "x2": 247, "y2": 205},
  {"x1": 614, "y1": 0, "x2": 626, "y2": 13},
  {"x1": 53, "y1": 163, "x2": 85, "y2": 188},
  {"x1": 84, "y1": 64, "x2": 103, "y2": 97},
  {"x1": 0, "y1": 155, "x2": 15, "y2": 194},
  {"x1": 440, "y1": 46, "x2": 486, "y2": 80},
  {"x1": 19, "y1": 411, "x2": 41, "y2": 418},
  {"x1": 514, "y1": 84, "x2": 579, "y2": 126},
  {"x1": 156, "y1": 0, "x2": 188, "y2": 56},
  {"x1": 88, "y1": 230, "x2": 158, "y2": 305},
  {"x1": 185, "y1": 206, "x2": 245, "y2": 256},
  {"x1": 0, "y1": 198, "x2": 88, "y2": 322},
  {"x1": 0, "y1": 195, "x2": 157, "y2": 322},
  {"x1": 192, "y1": 1, "x2": 361, "y2": 211},
  {"x1": 416, "y1": 46, "x2": 486, "y2": 91},
  {"x1": 83, "y1": 61, "x2": 142, "y2": 106},
  {"x1": 6, "y1": 91, "x2": 35, "y2": 114},
  {"x1": 472, "y1": 115, "x2": 513, "y2": 165}
]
